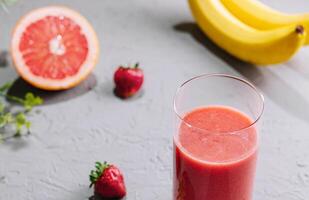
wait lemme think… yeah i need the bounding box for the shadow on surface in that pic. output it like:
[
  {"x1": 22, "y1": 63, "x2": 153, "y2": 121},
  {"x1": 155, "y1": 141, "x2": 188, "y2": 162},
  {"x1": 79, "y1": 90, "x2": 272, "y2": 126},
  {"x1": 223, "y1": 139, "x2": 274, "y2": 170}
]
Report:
[
  {"x1": 0, "y1": 50, "x2": 9, "y2": 67},
  {"x1": 285, "y1": 55, "x2": 309, "y2": 80},
  {"x1": 2, "y1": 134, "x2": 30, "y2": 151},
  {"x1": 7, "y1": 74, "x2": 97, "y2": 105},
  {"x1": 96, "y1": 80, "x2": 144, "y2": 101},
  {"x1": 89, "y1": 194, "x2": 126, "y2": 200},
  {"x1": 113, "y1": 88, "x2": 145, "y2": 101},
  {"x1": 95, "y1": 81, "x2": 115, "y2": 100},
  {"x1": 174, "y1": 22, "x2": 309, "y2": 123}
]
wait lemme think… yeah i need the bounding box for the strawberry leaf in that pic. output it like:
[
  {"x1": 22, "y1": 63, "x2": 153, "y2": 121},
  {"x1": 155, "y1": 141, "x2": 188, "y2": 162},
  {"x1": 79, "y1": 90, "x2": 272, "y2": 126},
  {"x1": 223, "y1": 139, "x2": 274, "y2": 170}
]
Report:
[{"x1": 89, "y1": 161, "x2": 110, "y2": 188}]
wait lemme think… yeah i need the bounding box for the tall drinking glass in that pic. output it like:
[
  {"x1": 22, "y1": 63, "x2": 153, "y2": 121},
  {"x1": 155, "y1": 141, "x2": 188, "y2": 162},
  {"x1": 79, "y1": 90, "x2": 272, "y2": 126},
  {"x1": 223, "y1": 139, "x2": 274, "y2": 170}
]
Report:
[{"x1": 173, "y1": 74, "x2": 264, "y2": 200}]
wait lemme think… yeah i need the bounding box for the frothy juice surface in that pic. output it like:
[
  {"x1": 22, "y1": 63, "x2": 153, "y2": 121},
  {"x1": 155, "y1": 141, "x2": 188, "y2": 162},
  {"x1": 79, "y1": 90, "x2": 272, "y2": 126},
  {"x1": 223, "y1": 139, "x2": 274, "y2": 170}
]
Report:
[{"x1": 174, "y1": 106, "x2": 258, "y2": 200}]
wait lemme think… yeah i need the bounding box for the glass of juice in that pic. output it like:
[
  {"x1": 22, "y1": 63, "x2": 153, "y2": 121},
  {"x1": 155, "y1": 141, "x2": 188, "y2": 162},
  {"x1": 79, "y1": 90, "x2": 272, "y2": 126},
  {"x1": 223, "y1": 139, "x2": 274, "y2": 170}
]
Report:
[{"x1": 173, "y1": 74, "x2": 264, "y2": 200}]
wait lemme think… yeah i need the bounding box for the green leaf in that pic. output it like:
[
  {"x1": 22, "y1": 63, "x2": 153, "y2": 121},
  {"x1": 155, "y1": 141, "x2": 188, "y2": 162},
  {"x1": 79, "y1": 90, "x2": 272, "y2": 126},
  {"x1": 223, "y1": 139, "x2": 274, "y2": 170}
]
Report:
[
  {"x1": 25, "y1": 121, "x2": 31, "y2": 130},
  {"x1": 0, "y1": 82, "x2": 12, "y2": 93},
  {"x1": 0, "y1": 102, "x2": 4, "y2": 113},
  {"x1": 0, "y1": 116, "x2": 5, "y2": 128},
  {"x1": 16, "y1": 112, "x2": 26, "y2": 125},
  {"x1": 0, "y1": 112, "x2": 12, "y2": 128},
  {"x1": 24, "y1": 93, "x2": 43, "y2": 111},
  {"x1": 15, "y1": 112, "x2": 27, "y2": 134}
]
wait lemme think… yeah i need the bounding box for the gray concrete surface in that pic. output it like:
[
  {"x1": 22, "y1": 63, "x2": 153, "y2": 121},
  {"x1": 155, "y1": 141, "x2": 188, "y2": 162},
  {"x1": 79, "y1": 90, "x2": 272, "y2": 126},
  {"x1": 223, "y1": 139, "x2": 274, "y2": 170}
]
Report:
[{"x1": 1, "y1": 0, "x2": 309, "y2": 199}]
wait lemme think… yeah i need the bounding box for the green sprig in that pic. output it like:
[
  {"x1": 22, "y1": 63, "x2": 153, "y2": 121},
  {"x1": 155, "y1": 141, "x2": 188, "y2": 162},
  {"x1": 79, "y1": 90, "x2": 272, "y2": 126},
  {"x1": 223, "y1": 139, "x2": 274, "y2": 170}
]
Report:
[
  {"x1": 24, "y1": 93, "x2": 43, "y2": 111},
  {"x1": 0, "y1": 81, "x2": 43, "y2": 139}
]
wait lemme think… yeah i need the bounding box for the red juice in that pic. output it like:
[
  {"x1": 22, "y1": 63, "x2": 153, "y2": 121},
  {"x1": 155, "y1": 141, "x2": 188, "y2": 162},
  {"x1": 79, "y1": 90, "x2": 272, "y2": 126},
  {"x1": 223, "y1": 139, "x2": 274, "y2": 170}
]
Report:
[{"x1": 174, "y1": 106, "x2": 258, "y2": 200}]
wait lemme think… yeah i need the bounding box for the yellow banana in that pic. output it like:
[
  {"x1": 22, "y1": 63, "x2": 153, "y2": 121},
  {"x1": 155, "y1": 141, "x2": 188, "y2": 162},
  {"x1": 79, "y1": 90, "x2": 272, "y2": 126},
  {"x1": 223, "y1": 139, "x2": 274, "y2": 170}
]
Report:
[
  {"x1": 220, "y1": 0, "x2": 309, "y2": 44},
  {"x1": 188, "y1": 0, "x2": 306, "y2": 65}
]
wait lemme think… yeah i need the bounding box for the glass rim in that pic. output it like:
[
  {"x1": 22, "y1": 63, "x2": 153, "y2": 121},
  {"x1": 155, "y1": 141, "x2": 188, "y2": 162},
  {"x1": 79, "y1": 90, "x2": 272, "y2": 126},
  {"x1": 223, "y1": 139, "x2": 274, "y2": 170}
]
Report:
[{"x1": 173, "y1": 73, "x2": 265, "y2": 133}]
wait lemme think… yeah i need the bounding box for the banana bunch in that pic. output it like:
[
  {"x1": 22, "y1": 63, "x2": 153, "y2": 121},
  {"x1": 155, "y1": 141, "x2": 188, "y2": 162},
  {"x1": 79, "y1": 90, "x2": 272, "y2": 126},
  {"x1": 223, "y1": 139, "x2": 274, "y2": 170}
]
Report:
[{"x1": 188, "y1": 0, "x2": 309, "y2": 65}]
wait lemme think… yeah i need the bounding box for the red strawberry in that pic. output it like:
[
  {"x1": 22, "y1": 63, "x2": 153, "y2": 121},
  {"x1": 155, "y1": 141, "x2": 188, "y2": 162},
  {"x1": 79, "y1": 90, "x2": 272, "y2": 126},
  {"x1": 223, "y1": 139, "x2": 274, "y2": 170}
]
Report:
[
  {"x1": 89, "y1": 161, "x2": 126, "y2": 198},
  {"x1": 114, "y1": 63, "x2": 144, "y2": 99}
]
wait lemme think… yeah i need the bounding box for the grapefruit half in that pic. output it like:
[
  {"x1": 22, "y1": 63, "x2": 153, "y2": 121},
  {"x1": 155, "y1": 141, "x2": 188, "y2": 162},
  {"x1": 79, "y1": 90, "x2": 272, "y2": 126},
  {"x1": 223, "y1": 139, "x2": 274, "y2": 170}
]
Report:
[{"x1": 11, "y1": 6, "x2": 99, "y2": 90}]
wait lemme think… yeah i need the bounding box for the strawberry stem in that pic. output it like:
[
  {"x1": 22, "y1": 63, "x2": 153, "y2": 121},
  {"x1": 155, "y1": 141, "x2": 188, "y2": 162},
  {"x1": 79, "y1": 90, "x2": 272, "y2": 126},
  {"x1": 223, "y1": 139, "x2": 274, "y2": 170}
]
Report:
[{"x1": 134, "y1": 62, "x2": 139, "y2": 69}]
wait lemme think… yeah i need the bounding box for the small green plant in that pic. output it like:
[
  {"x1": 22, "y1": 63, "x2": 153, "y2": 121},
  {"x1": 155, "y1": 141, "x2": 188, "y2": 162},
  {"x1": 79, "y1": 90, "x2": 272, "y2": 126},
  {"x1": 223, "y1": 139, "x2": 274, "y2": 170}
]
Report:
[{"x1": 0, "y1": 81, "x2": 43, "y2": 141}]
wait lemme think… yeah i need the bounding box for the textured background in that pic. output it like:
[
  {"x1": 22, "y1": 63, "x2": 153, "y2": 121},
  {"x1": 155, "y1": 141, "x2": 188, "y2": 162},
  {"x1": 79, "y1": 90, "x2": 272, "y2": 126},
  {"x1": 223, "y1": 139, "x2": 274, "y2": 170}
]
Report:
[{"x1": 1, "y1": 0, "x2": 309, "y2": 199}]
